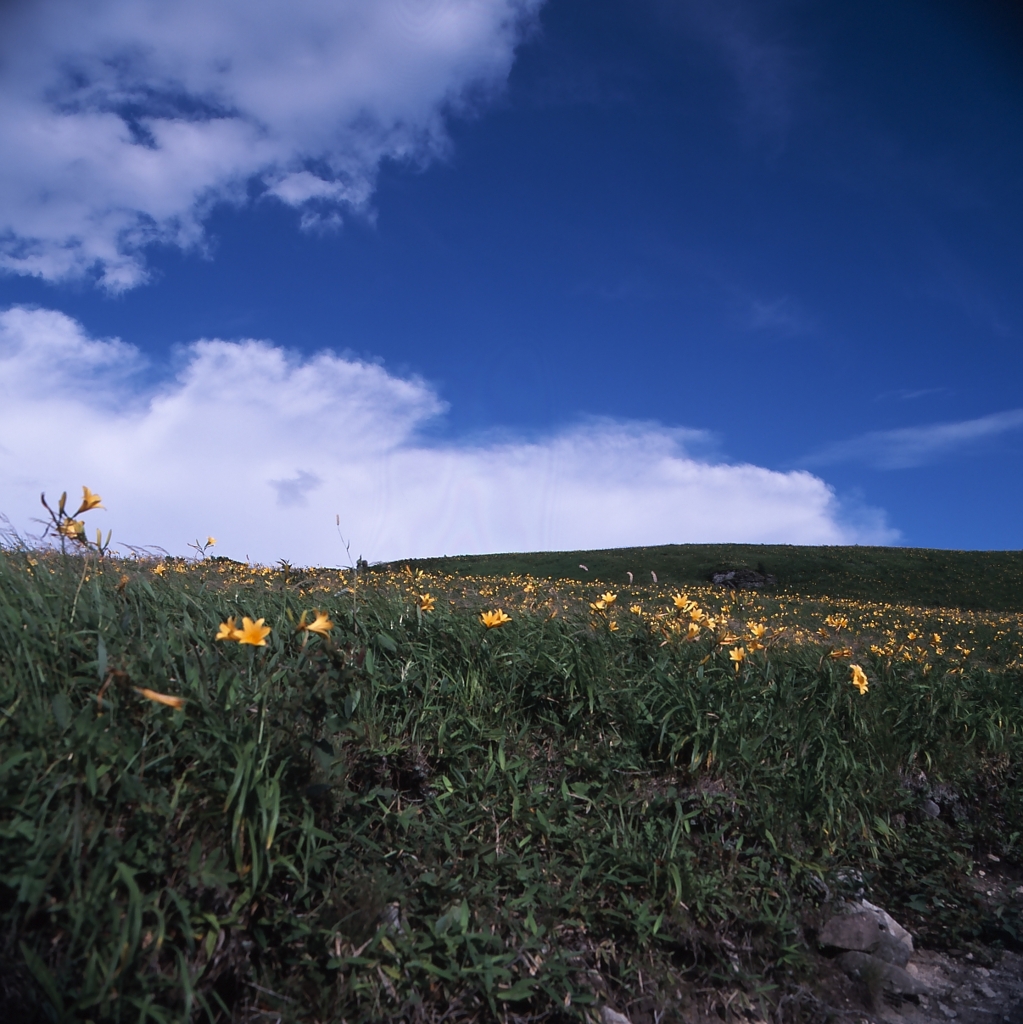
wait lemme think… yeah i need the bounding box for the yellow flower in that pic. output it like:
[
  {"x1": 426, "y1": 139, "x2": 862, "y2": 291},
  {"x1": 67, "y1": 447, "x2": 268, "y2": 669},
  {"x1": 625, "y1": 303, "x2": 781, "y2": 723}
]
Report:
[
  {"x1": 608, "y1": 620, "x2": 619, "y2": 631},
  {"x1": 480, "y1": 609, "x2": 511, "y2": 629},
  {"x1": 236, "y1": 617, "x2": 271, "y2": 646},
  {"x1": 729, "y1": 646, "x2": 746, "y2": 671},
  {"x1": 58, "y1": 518, "x2": 86, "y2": 539},
  {"x1": 303, "y1": 610, "x2": 335, "y2": 634},
  {"x1": 673, "y1": 593, "x2": 689, "y2": 610},
  {"x1": 590, "y1": 599, "x2": 607, "y2": 611},
  {"x1": 216, "y1": 617, "x2": 241, "y2": 641},
  {"x1": 135, "y1": 687, "x2": 184, "y2": 710},
  {"x1": 687, "y1": 622, "x2": 701, "y2": 640},
  {"x1": 75, "y1": 486, "x2": 104, "y2": 515},
  {"x1": 689, "y1": 607, "x2": 706, "y2": 623},
  {"x1": 418, "y1": 593, "x2": 437, "y2": 613},
  {"x1": 153, "y1": 563, "x2": 167, "y2": 576},
  {"x1": 630, "y1": 604, "x2": 643, "y2": 615},
  {"x1": 850, "y1": 664, "x2": 869, "y2": 695},
  {"x1": 600, "y1": 592, "x2": 617, "y2": 606},
  {"x1": 206, "y1": 536, "x2": 216, "y2": 546},
  {"x1": 748, "y1": 622, "x2": 766, "y2": 639}
]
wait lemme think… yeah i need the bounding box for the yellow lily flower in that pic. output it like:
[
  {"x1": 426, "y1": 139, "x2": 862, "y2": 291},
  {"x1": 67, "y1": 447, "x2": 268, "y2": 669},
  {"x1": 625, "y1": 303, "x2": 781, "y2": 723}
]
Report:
[
  {"x1": 216, "y1": 617, "x2": 241, "y2": 641},
  {"x1": 58, "y1": 518, "x2": 86, "y2": 540},
  {"x1": 630, "y1": 604, "x2": 643, "y2": 615},
  {"x1": 608, "y1": 620, "x2": 619, "y2": 631},
  {"x1": 600, "y1": 592, "x2": 617, "y2": 606},
  {"x1": 418, "y1": 594, "x2": 437, "y2": 613},
  {"x1": 236, "y1": 617, "x2": 271, "y2": 646},
  {"x1": 206, "y1": 536, "x2": 216, "y2": 546},
  {"x1": 673, "y1": 593, "x2": 689, "y2": 610},
  {"x1": 748, "y1": 622, "x2": 766, "y2": 639},
  {"x1": 75, "y1": 486, "x2": 104, "y2": 515},
  {"x1": 135, "y1": 687, "x2": 184, "y2": 710},
  {"x1": 850, "y1": 664, "x2": 869, "y2": 694},
  {"x1": 689, "y1": 607, "x2": 706, "y2": 623},
  {"x1": 687, "y1": 622, "x2": 701, "y2": 640},
  {"x1": 729, "y1": 646, "x2": 746, "y2": 671},
  {"x1": 153, "y1": 563, "x2": 167, "y2": 576},
  {"x1": 480, "y1": 609, "x2": 511, "y2": 629},
  {"x1": 590, "y1": 599, "x2": 607, "y2": 611},
  {"x1": 304, "y1": 610, "x2": 334, "y2": 636}
]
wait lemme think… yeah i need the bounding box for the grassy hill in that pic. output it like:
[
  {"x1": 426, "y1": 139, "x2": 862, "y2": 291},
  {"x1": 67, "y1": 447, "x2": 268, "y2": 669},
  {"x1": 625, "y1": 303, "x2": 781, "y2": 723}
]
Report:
[
  {"x1": 389, "y1": 543, "x2": 1023, "y2": 612},
  {"x1": 1, "y1": 549, "x2": 1021, "y2": 1023}
]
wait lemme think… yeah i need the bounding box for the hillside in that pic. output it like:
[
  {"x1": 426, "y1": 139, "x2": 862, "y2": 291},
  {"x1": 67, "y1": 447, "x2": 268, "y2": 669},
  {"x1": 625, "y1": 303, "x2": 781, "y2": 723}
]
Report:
[{"x1": 389, "y1": 543, "x2": 1023, "y2": 612}]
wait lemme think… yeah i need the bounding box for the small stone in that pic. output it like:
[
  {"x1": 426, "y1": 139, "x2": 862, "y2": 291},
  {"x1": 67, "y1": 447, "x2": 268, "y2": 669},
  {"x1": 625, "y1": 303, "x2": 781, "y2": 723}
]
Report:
[
  {"x1": 601, "y1": 1008, "x2": 632, "y2": 1024},
  {"x1": 937, "y1": 1002, "x2": 958, "y2": 1019},
  {"x1": 976, "y1": 983, "x2": 998, "y2": 1000},
  {"x1": 986, "y1": 853, "x2": 1000, "y2": 863},
  {"x1": 922, "y1": 799, "x2": 941, "y2": 818}
]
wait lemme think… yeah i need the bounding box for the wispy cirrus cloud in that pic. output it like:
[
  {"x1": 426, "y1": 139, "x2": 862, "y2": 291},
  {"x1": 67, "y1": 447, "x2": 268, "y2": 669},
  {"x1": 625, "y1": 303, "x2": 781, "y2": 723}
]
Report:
[
  {"x1": 0, "y1": 0, "x2": 542, "y2": 291},
  {"x1": 804, "y1": 409, "x2": 1023, "y2": 470},
  {"x1": 742, "y1": 295, "x2": 815, "y2": 336},
  {"x1": 0, "y1": 306, "x2": 895, "y2": 564},
  {"x1": 872, "y1": 387, "x2": 950, "y2": 403},
  {"x1": 670, "y1": 0, "x2": 799, "y2": 144}
]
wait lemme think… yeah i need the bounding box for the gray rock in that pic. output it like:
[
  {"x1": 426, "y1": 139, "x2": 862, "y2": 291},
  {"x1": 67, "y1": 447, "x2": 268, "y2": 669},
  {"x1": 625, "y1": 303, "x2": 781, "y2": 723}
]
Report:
[
  {"x1": 600, "y1": 1008, "x2": 632, "y2": 1024},
  {"x1": 819, "y1": 901, "x2": 914, "y2": 967},
  {"x1": 922, "y1": 799, "x2": 942, "y2": 818},
  {"x1": 837, "y1": 951, "x2": 933, "y2": 996}
]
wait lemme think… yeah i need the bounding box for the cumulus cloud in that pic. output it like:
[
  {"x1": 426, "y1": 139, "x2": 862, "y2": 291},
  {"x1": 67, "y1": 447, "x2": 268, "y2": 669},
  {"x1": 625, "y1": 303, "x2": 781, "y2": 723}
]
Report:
[
  {"x1": 0, "y1": 306, "x2": 894, "y2": 564},
  {"x1": 0, "y1": 0, "x2": 541, "y2": 290},
  {"x1": 805, "y1": 410, "x2": 1023, "y2": 470}
]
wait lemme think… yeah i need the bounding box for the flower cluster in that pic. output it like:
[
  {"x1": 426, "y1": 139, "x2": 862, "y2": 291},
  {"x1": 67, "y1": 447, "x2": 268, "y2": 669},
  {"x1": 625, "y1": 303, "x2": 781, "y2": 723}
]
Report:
[
  {"x1": 216, "y1": 616, "x2": 272, "y2": 646},
  {"x1": 41, "y1": 485, "x2": 111, "y2": 554},
  {"x1": 480, "y1": 609, "x2": 511, "y2": 629}
]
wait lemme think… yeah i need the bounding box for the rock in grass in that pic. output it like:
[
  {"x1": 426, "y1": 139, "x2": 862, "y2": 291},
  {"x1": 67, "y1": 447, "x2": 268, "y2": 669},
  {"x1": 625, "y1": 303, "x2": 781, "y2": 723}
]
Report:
[
  {"x1": 600, "y1": 1008, "x2": 632, "y2": 1024},
  {"x1": 837, "y1": 951, "x2": 933, "y2": 996},
  {"x1": 709, "y1": 568, "x2": 776, "y2": 589},
  {"x1": 819, "y1": 900, "x2": 914, "y2": 966}
]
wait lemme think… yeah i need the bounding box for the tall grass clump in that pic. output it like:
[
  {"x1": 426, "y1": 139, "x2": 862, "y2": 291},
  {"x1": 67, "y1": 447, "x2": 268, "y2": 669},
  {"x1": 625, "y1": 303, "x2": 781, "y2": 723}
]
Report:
[{"x1": 0, "y1": 532, "x2": 1021, "y2": 1022}]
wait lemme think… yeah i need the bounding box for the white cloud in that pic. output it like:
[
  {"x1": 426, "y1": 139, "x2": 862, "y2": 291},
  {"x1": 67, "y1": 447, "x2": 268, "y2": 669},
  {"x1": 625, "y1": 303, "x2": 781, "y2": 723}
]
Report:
[
  {"x1": 0, "y1": 0, "x2": 541, "y2": 290},
  {"x1": 805, "y1": 410, "x2": 1023, "y2": 470},
  {"x1": 0, "y1": 306, "x2": 895, "y2": 563}
]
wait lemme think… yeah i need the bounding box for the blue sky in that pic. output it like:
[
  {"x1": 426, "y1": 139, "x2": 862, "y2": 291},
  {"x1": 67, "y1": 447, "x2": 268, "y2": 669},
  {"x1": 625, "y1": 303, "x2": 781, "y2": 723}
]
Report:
[{"x1": 1, "y1": 0, "x2": 1021, "y2": 563}]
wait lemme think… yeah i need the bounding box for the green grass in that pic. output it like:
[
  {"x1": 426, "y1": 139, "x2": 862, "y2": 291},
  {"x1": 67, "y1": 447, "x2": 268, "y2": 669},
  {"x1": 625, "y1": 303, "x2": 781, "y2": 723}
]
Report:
[
  {"x1": 390, "y1": 543, "x2": 1023, "y2": 612},
  {"x1": 0, "y1": 549, "x2": 1021, "y2": 1023}
]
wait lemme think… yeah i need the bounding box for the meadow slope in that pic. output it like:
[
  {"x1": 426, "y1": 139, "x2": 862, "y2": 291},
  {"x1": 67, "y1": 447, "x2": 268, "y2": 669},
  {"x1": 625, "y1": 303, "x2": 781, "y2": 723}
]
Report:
[
  {"x1": 0, "y1": 550, "x2": 1021, "y2": 1023},
  {"x1": 391, "y1": 544, "x2": 1023, "y2": 613}
]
